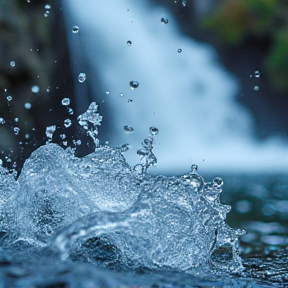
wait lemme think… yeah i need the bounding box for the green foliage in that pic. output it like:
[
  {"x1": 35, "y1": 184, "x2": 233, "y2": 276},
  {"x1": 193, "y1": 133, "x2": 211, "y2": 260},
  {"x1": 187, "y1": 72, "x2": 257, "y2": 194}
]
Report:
[
  {"x1": 266, "y1": 26, "x2": 288, "y2": 91},
  {"x1": 201, "y1": 0, "x2": 288, "y2": 92}
]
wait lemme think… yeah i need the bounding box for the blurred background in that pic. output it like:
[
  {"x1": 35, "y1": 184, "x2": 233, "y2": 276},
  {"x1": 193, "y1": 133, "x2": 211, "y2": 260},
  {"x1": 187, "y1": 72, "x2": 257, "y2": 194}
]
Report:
[{"x1": 0, "y1": 0, "x2": 287, "y2": 273}]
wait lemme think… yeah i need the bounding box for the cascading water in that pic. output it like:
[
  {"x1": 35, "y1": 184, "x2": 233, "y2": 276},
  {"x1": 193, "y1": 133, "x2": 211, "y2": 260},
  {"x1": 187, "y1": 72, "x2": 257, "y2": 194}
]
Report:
[{"x1": 64, "y1": 0, "x2": 288, "y2": 174}]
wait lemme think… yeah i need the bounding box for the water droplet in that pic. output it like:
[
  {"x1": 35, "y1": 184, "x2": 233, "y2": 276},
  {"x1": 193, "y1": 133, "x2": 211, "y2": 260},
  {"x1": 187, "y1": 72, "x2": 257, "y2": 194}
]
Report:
[
  {"x1": 213, "y1": 177, "x2": 224, "y2": 188},
  {"x1": 0, "y1": 117, "x2": 5, "y2": 124},
  {"x1": 149, "y1": 126, "x2": 159, "y2": 136},
  {"x1": 121, "y1": 143, "x2": 130, "y2": 152},
  {"x1": 254, "y1": 70, "x2": 260, "y2": 78},
  {"x1": 45, "y1": 4, "x2": 51, "y2": 9},
  {"x1": 14, "y1": 127, "x2": 20, "y2": 135},
  {"x1": 61, "y1": 98, "x2": 70, "y2": 106},
  {"x1": 161, "y1": 18, "x2": 169, "y2": 24},
  {"x1": 128, "y1": 99, "x2": 133, "y2": 102},
  {"x1": 14, "y1": 118, "x2": 18, "y2": 122},
  {"x1": 10, "y1": 61, "x2": 15, "y2": 67},
  {"x1": 191, "y1": 164, "x2": 198, "y2": 172},
  {"x1": 105, "y1": 91, "x2": 110, "y2": 95},
  {"x1": 46, "y1": 125, "x2": 56, "y2": 141},
  {"x1": 31, "y1": 85, "x2": 40, "y2": 93},
  {"x1": 44, "y1": 11, "x2": 50, "y2": 17},
  {"x1": 177, "y1": 49, "x2": 182, "y2": 53},
  {"x1": 120, "y1": 93, "x2": 124, "y2": 97},
  {"x1": 64, "y1": 119, "x2": 72, "y2": 128},
  {"x1": 7, "y1": 96, "x2": 12, "y2": 101},
  {"x1": 254, "y1": 86, "x2": 259, "y2": 91},
  {"x1": 24, "y1": 102, "x2": 32, "y2": 109},
  {"x1": 124, "y1": 125, "x2": 134, "y2": 133},
  {"x1": 78, "y1": 73, "x2": 86, "y2": 83},
  {"x1": 25, "y1": 134, "x2": 30, "y2": 139},
  {"x1": 67, "y1": 108, "x2": 74, "y2": 115},
  {"x1": 72, "y1": 25, "x2": 79, "y2": 33},
  {"x1": 60, "y1": 134, "x2": 66, "y2": 139},
  {"x1": 182, "y1": 0, "x2": 186, "y2": 6},
  {"x1": 127, "y1": 40, "x2": 132, "y2": 46},
  {"x1": 130, "y1": 81, "x2": 139, "y2": 90}
]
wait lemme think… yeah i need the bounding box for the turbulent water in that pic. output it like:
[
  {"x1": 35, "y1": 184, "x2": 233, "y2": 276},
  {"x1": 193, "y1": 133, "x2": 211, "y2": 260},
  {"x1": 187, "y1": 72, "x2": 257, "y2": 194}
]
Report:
[{"x1": 0, "y1": 103, "x2": 287, "y2": 287}]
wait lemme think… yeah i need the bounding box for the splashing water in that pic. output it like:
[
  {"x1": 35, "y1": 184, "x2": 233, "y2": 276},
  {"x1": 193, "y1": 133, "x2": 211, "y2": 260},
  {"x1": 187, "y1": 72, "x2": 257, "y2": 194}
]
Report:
[{"x1": 0, "y1": 102, "x2": 244, "y2": 277}]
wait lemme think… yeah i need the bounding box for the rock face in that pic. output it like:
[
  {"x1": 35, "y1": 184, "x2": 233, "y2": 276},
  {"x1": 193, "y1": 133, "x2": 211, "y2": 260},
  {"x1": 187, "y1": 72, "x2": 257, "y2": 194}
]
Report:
[{"x1": 0, "y1": 0, "x2": 75, "y2": 172}]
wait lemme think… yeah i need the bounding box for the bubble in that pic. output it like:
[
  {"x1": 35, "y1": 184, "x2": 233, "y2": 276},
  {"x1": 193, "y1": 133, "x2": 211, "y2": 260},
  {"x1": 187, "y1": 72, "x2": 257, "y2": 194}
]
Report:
[
  {"x1": 31, "y1": 85, "x2": 40, "y2": 93},
  {"x1": 177, "y1": 49, "x2": 182, "y2": 53},
  {"x1": 127, "y1": 40, "x2": 132, "y2": 46},
  {"x1": 78, "y1": 73, "x2": 86, "y2": 83},
  {"x1": 161, "y1": 18, "x2": 169, "y2": 24},
  {"x1": 191, "y1": 164, "x2": 198, "y2": 173},
  {"x1": 45, "y1": 4, "x2": 51, "y2": 9},
  {"x1": 149, "y1": 126, "x2": 159, "y2": 136},
  {"x1": 254, "y1": 70, "x2": 260, "y2": 78},
  {"x1": 62, "y1": 98, "x2": 70, "y2": 106},
  {"x1": 64, "y1": 119, "x2": 72, "y2": 128},
  {"x1": 10, "y1": 61, "x2": 15, "y2": 67},
  {"x1": 14, "y1": 127, "x2": 20, "y2": 135},
  {"x1": 254, "y1": 86, "x2": 259, "y2": 91},
  {"x1": 182, "y1": 0, "x2": 186, "y2": 6},
  {"x1": 72, "y1": 25, "x2": 79, "y2": 33},
  {"x1": 130, "y1": 81, "x2": 139, "y2": 90},
  {"x1": 7, "y1": 96, "x2": 12, "y2": 101},
  {"x1": 24, "y1": 102, "x2": 32, "y2": 109},
  {"x1": 124, "y1": 125, "x2": 134, "y2": 133},
  {"x1": 213, "y1": 177, "x2": 224, "y2": 188}
]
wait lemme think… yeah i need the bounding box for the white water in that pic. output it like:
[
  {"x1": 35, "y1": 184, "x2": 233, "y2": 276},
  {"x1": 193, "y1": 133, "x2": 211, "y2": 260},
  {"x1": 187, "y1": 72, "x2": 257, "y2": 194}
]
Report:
[{"x1": 64, "y1": 0, "x2": 288, "y2": 174}]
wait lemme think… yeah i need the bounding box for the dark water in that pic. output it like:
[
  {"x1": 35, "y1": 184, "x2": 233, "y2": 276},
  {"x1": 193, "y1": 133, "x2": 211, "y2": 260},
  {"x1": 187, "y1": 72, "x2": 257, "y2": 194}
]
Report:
[{"x1": 0, "y1": 174, "x2": 287, "y2": 288}]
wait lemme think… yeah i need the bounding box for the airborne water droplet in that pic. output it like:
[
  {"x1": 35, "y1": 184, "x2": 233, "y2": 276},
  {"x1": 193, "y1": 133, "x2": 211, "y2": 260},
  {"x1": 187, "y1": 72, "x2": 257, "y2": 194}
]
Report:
[
  {"x1": 78, "y1": 73, "x2": 86, "y2": 83},
  {"x1": 10, "y1": 61, "x2": 15, "y2": 67},
  {"x1": 182, "y1": 0, "x2": 186, "y2": 6},
  {"x1": 0, "y1": 117, "x2": 5, "y2": 124},
  {"x1": 14, "y1": 127, "x2": 20, "y2": 135},
  {"x1": 254, "y1": 70, "x2": 260, "y2": 78},
  {"x1": 121, "y1": 143, "x2": 130, "y2": 152},
  {"x1": 130, "y1": 81, "x2": 139, "y2": 90},
  {"x1": 149, "y1": 126, "x2": 159, "y2": 136},
  {"x1": 62, "y1": 98, "x2": 70, "y2": 106},
  {"x1": 127, "y1": 40, "x2": 132, "y2": 46},
  {"x1": 72, "y1": 25, "x2": 79, "y2": 33},
  {"x1": 64, "y1": 119, "x2": 72, "y2": 128},
  {"x1": 177, "y1": 49, "x2": 182, "y2": 53},
  {"x1": 7, "y1": 96, "x2": 12, "y2": 101},
  {"x1": 31, "y1": 85, "x2": 40, "y2": 93},
  {"x1": 191, "y1": 164, "x2": 198, "y2": 173},
  {"x1": 124, "y1": 125, "x2": 134, "y2": 133},
  {"x1": 24, "y1": 102, "x2": 32, "y2": 109},
  {"x1": 254, "y1": 86, "x2": 259, "y2": 91},
  {"x1": 213, "y1": 177, "x2": 224, "y2": 188},
  {"x1": 161, "y1": 18, "x2": 169, "y2": 24},
  {"x1": 45, "y1": 4, "x2": 51, "y2": 9},
  {"x1": 46, "y1": 125, "x2": 56, "y2": 141}
]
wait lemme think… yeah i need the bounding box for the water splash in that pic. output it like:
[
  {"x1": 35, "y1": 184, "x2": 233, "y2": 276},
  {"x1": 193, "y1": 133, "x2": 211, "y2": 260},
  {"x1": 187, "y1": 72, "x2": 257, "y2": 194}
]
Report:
[{"x1": 0, "y1": 103, "x2": 244, "y2": 276}]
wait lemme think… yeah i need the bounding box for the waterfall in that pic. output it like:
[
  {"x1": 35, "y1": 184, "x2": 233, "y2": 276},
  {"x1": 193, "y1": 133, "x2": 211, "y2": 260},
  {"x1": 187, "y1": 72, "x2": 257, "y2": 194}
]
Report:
[{"x1": 63, "y1": 0, "x2": 288, "y2": 174}]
